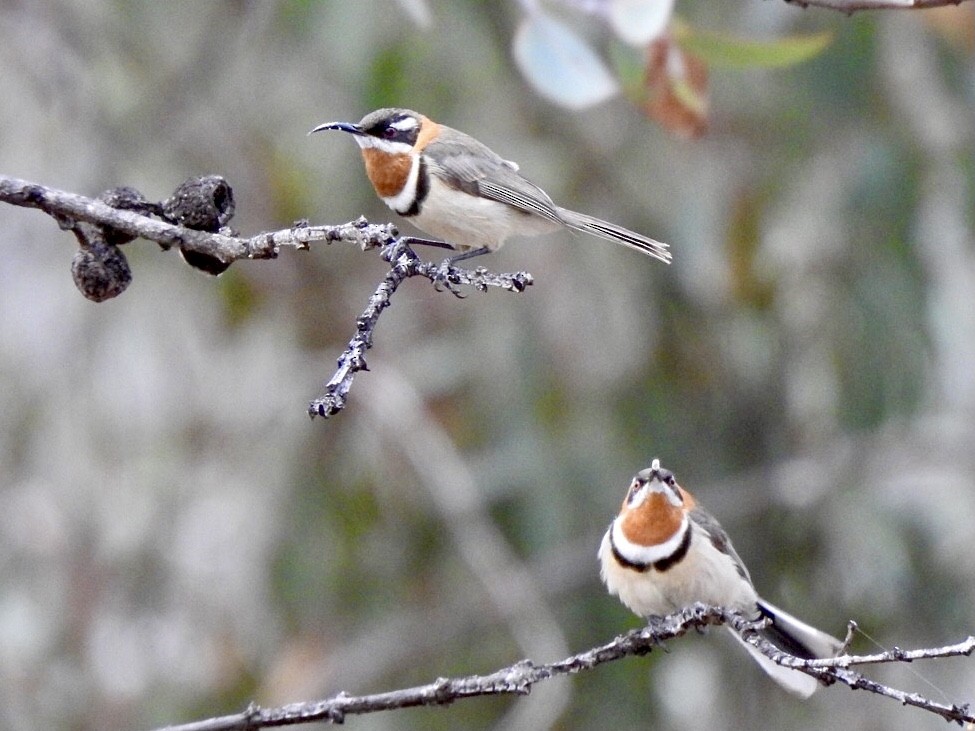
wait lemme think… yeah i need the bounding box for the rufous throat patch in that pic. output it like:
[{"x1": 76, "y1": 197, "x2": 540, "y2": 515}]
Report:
[
  {"x1": 361, "y1": 149, "x2": 413, "y2": 198},
  {"x1": 620, "y1": 492, "x2": 685, "y2": 546}
]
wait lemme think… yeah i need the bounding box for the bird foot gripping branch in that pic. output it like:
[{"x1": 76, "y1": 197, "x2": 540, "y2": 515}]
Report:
[{"x1": 378, "y1": 236, "x2": 464, "y2": 297}]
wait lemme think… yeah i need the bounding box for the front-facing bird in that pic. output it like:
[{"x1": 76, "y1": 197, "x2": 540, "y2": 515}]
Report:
[
  {"x1": 599, "y1": 459, "x2": 843, "y2": 698},
  {"x1": 310, "y1": 108, "x2": 670, "y2": 265}
]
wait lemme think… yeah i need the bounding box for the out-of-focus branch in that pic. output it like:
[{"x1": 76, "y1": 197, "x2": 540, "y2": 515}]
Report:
[
  {"x1": 784, "y1": 0, "x2": 970, "y2": 12},
  {"x1": 156, "y1": 604, "x2": 975, "y2": 731},
  {"x1": 361, "y1": 367, "x2": 571, "y2": 727}
]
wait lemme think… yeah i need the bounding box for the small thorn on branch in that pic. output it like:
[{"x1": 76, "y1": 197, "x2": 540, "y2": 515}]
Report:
[{"x1": 432, "y1": 677, "x2": 454, "y2": 705}]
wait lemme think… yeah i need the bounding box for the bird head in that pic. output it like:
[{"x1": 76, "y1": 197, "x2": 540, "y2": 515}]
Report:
[
  {"x1": 309, "y1": 108, "x2": 424, "y2": 154},
  {"x1": 615, "y1": 458, "x2": 695, "y2": 551}
]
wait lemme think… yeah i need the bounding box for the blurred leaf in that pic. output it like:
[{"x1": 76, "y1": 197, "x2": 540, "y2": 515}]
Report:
[
  {"x1": 608, "y1": 0, "x2": 674, "y2": 46},
  {"x1": 278, "y1": 0, "x2": 319, "y2": 34},
  {"x1": 643, "y1": 38, "x2": 708, "y2": 139},
  {"x1": 675, "y1": 24, "x2": 833, "y2": 69},
  {"x1": 513, "y1": 10, "x2": 619, "y2": 109}
]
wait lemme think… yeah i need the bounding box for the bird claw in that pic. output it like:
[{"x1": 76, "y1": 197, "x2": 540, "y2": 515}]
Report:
[
  {"x1": 642, "y1": 616, "x2": 672, "y2": 652},
  {"x1": 432, "y1": 259, "x2": 467, "y2": 298}
]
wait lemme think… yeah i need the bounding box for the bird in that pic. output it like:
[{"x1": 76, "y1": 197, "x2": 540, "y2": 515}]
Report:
[
  {"x1": 598, "y1": 459, "x2": 843, "y2": 698},
  {"x1": 309, "y1": 108, "x2": 670, "y2": 267}
]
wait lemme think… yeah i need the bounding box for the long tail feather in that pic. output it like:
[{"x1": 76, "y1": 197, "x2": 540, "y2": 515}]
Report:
[
  {"x1": 725, "y1": 600, "x2": 843, "y2": 698},
  {"x1": 556, "y1": 207, "x2": 671, "y2": 264},
  {"x1": 757, "y1": 599, "x2": 845, "y2": 660},
  {"x1": 726, "y1": 628, "x2": 820, "y2": 698}
]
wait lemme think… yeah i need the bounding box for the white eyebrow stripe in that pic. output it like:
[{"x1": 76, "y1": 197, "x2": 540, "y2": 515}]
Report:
[{"x1": 390, "y1": 117, "x2": 419, "y2": 132}]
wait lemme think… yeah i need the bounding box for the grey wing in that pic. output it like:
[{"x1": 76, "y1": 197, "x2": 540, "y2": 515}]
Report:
[
  {"x1": 425, "y1": 128, "x2": 564, "y2": 225},
  {"x1": 689, "y1": 506, "x2": 753, "y2": 584}
]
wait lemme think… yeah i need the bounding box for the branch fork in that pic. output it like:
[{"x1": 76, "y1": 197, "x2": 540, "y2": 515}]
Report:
[
  {"x1": 0, "y1": 174, "x2": 534, "y2": 420},
  {"x1": 308, "y1": 239, "x2": 533, "y2": 419}
]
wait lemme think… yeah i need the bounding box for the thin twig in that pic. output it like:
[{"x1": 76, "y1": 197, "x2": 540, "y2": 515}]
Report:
[
  {"x1": 725, "y1": 612, "x2": 975, "y2": 725},
  {"x1": 307, "y1": 240, "x2": 532, "y2": 418},
  {"x1": 804, "y1": 637, "x2": 975, "y2": 668},
  {"x1": 155, "y1": 605, "x2": 975, "y2": 731},
  {"x1": 156, "y1": 604, "x2": 724, "y2": 731},
  {"x1": 784, "y1": 0, "x2": 970, "y2": 12}
]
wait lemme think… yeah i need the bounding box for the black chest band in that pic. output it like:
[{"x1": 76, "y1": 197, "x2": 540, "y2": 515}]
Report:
[
  {"x1": 402, "y1": 157, "x2": 429, "y2": 217},
  {"x1": 610, "y1": 526, "x2": 692, "y2": 573}
]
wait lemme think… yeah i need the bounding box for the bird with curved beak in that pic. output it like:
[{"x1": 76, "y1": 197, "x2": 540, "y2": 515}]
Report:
[{"x1": 310, "y1": 108, "x2": 670, "y2": 267}]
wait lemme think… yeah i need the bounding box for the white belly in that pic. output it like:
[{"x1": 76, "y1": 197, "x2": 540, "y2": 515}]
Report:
[
  {"x1": 598, "y1": 525, "x2": 759, "y2": 617},
  {"x1": 386, "y1": 176, "x2": 560, "y2": 252}
]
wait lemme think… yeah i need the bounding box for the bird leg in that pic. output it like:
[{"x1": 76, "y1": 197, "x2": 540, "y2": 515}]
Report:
[{"x1": 397, "y1": 236, "x2": 456, "y2": 251}]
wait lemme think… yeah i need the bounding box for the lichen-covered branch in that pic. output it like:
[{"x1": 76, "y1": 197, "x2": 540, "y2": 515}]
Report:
[
  {"x1": 0, "y1": 175, "x2": 534, "y2": 420},
  {"x1": 0, "y1": 174, "x2": 399, "y2": 268},
  {"x1": 725, "y1": 612, "x2": 975, "y2": 725},
  {"x1": 155, "y1": 604, "x2": 975, "y2": 731},
  {"x1": 308, "y1": 239, "x2": 533, "y2": 418}
]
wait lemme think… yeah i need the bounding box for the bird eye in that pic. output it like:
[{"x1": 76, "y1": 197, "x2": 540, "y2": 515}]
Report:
[
  {"x1": 382, "y1": 126, "x2": 398, "y2": 139},
  {"x1": 626, "y1": 479, "x2": 641, "y2": 501}
]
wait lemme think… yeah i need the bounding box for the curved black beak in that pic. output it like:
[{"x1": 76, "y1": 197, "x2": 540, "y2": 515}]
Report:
[{"x1": 308, "y1": 121, "x2": 364, "y2": 136}]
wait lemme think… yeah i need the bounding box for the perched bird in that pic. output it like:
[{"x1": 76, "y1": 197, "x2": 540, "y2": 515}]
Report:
[
  {"x1": 599, "y1": 459, "x2": 843, "y2": 698},
  {"x1": 310, "y1": 108, "x2": 670, "y2": 265}
]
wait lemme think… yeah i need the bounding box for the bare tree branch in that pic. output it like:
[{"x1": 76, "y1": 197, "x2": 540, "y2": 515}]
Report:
[
  {"x1": 0, "y1": 174, "x2": 398, "y2": 265},
  {"x1": 155, "y1": 604, "x2": 975, "y2": 731},
  {"x1": 724, "y1": 612, "x2": 975, "y2": 725},
  {"x1": 308, "y1": 239, "x2": 532, "y2": 418},
  {"x1": 784, "y1": 0, "x2": 971, "y2": 12},
  {"x1": 0, "y1": 175, "x2": 534, "y2": 419}
]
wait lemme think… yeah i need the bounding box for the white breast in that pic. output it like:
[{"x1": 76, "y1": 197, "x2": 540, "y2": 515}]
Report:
[
  {"x1": 398, "y1": 176, "x2": 560, "y2": 252},
  {"x1": 598, "y1": 522, "x2": 759, "y2": 617}
]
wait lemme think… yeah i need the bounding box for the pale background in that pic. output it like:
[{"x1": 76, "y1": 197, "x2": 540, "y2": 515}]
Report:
[{"x1": 1, "y1": 2, "x2": 973, "y2": 730}]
